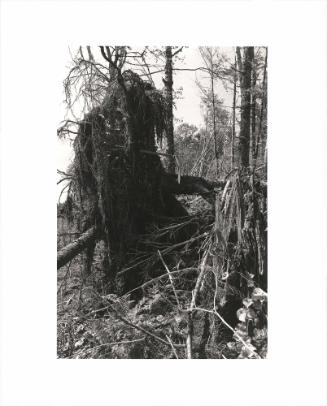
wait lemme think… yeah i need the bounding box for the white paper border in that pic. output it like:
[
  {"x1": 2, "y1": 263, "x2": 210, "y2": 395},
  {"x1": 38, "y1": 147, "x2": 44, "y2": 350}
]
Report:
[{"x1": 1, "y1": 1, "x2": 326, "y2": 405}]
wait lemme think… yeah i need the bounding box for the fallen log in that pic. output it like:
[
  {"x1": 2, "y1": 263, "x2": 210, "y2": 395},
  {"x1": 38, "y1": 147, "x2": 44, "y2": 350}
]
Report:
[
  {"x1": 162, "y1": 174, "x2": 266, "y2": 199},
  {"x1": 57, "y1": 226, "x2": 97, "y2": 269},
  {"x1": 162, "y1": 174, "x2": 224, "y2": 198}
]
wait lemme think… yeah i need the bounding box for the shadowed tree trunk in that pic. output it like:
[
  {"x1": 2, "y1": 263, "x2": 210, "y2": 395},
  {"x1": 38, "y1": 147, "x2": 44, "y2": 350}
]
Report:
[
  {"x1": 57, "y1": 226, "x2": 97, "y2": 269},
  {"x1": 251, "y1": 52, "x2": 257, "y2": 169},
  {"x1": 237, "y1": 46, "x2": 254, "y2": 168},
  {"x1": 231, "y1": 55, "x2": 237, "y2": 170},
  {"x1": 255, "y1": 47, "x2": 268, "y2": 168},
  {"x1": 164, "y1": 46, "x2": 175, "y2": 174}
]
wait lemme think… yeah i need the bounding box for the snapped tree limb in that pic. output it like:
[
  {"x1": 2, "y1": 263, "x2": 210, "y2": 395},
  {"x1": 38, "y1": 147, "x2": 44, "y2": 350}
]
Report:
[{"x1": 57, "y1": 226, "x2": 98, "y2": 269}]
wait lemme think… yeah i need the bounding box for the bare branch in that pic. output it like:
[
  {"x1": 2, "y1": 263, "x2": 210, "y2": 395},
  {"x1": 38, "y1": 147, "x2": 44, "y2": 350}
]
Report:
[
  {"x1": 158, "y1": 250, "x2": 181, "y2": 310},
  {"x1": 172, "y1": 46, "x2": 184, "y2": 57}
]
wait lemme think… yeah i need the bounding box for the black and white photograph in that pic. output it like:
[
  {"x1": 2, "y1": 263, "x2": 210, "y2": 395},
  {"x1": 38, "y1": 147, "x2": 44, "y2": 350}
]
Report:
[
  {"x1": 57, "y1": 46, "x2": 268, "y2": 359},
  {"x1": 1, "y1": 0, "x2": 327, "y2": 405}
]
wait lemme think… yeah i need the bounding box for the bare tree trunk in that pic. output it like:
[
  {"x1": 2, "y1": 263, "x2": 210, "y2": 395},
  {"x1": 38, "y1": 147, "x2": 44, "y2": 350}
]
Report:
[
  {"x1": 251, "y1": 51, "x2": 257, "y2": 170},
  {"x1": 211, "y1": 68, "x2": 219, "y2": 177},
  {"x1": 164, "y1": 46, "x2": 175, "y2": 174},
  {"x1": 237, "y1": 47, "x2": 254, "y2": 169},
  {"x1": 231, "y1": 55, "x2": 237, "y2": 170},
  {"x1": 198, "y1": 312, "x2": 210, "y2": 358},
  {"x1": 256, "y1": 48, "x2": 267, "y2": 168}
]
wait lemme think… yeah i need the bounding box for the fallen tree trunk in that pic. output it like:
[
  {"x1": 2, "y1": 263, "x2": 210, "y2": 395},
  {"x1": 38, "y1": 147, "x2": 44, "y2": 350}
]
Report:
[
  {"x1": 162, "y1": 174, "x2": 224, "y2": 198},
  {"x1": 57, "y1": 226, "x2": 97, "y2": 269},
  {"x1": 162, "y1": 174, "x2": 266, "y2": 198}
]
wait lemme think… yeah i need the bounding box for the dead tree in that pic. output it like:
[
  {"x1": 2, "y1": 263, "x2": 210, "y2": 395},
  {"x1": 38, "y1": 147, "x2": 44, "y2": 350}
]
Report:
[
  {"x1": 164, "y1": 46, "x2": 175, "y2": 174},
  {"x1": 236, "y1": 47, "x2": 254, "y2": 168}
]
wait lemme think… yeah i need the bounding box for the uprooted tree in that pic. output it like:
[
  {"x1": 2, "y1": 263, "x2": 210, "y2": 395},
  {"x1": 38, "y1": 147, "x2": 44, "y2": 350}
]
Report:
[
  {"x1": 57, "y1": 46, "x2": 267, "y2": 359},
  {"x1": 57, "y1": 47, "x2": 223, "y2": 289}
]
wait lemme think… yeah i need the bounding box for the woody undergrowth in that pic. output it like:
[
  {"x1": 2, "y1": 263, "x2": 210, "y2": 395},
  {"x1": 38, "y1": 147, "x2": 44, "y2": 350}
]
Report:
[{"x1": 57, "y1": 170, "x2": 267, "y2": 359}]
